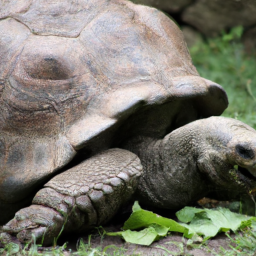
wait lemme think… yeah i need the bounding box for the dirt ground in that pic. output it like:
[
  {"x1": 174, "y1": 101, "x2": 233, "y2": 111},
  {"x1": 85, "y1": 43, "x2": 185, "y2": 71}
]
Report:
[
  {"x1": 0, "y1": 223, "x2": 235, "y2": 256},
  {"x1": 61, "y1": 226, "x2": 234, "y2": 255}
]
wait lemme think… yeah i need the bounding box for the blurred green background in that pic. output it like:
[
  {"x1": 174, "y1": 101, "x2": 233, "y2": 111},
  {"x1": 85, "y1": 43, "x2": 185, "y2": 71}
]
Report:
[{"x1": 189, "y1": 27, "x2": 256, "y2": 129}]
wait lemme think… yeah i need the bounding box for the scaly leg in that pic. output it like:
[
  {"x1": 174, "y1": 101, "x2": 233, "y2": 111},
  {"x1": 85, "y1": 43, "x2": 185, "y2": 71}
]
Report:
[{"x1": 2, "y1": 148, "x2": 142, "y2": 245}]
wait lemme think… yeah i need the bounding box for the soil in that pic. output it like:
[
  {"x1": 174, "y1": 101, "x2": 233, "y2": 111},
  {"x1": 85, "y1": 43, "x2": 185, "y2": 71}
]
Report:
[
  {"x1": 0, "y1": 221, "x2": 235, "y2": 256},
  {"x1": 59, "y1": 226, "x2": 234, "y2": 255}
]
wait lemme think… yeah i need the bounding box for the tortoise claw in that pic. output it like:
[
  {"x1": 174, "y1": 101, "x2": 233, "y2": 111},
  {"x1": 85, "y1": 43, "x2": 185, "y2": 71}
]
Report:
[
  {"x1": 17, "y1": 227, "x2": 47, "y2": 244},
  {"x1": 3, "y1": 205, "x2": 64, "y2": 245}
]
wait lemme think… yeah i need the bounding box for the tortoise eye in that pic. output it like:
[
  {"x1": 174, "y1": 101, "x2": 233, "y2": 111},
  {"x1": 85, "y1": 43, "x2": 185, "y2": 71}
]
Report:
[{"x1": 25, "y1": 56, "x2": 70, "y2": 80}]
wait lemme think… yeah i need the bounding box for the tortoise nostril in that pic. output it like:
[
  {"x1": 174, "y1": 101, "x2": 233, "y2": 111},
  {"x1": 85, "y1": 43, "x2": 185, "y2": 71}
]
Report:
[{"x1": 235, "y1": 144, "x2": 255, "y2": 159}]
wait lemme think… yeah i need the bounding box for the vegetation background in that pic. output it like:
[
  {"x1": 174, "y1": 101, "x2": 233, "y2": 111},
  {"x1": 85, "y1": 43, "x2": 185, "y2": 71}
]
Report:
[{"x1": 190, "y1": 26, "x2": 256, "y2": 129}]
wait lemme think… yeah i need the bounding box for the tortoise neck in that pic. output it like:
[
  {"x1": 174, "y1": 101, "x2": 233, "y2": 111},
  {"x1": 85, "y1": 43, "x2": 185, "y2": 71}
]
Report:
[{"x1": 122, "y1": 127, "x2": 208, "y2": 209}]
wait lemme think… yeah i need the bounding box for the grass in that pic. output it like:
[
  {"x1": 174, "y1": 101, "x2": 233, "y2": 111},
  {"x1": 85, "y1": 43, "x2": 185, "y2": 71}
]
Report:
[
  {"x1": 202, "y1": 230, "x2": 256, "y2": 256},
  {"x1": 0, "y1": 238, "x2": 128, "y2": 256},
  {"x1": 189, "y1": 26, "x2": 256, "y2": 129}
]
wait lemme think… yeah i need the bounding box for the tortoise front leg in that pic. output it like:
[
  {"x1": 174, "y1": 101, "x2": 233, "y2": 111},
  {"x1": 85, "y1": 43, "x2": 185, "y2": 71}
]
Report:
[{"x1": 2, "y1": 149, "x2": 142, "y2": 245}]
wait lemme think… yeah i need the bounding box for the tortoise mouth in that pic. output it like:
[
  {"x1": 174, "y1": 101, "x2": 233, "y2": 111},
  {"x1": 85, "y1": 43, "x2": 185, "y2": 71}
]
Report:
[
  {"x1": 237, "y1": 166, "x2": 256, "y2": 182},
  {"x1": 229, "y1": 165, "x2": 256, "y2": 191}
]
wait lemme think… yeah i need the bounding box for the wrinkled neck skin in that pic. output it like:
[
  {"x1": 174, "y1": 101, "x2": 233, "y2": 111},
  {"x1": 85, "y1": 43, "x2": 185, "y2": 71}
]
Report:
[
  {"x1": 122, "y1": 125, "x2": 207, "y2": 209},
  {"x1": 123, "y1": 117, "x2": 253, "y2": 210}
]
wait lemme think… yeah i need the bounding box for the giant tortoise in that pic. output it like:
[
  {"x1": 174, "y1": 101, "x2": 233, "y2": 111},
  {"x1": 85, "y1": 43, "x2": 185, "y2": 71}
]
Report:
[{"x1": 1, "y1": 0, "x2": 256, "y2": 245}]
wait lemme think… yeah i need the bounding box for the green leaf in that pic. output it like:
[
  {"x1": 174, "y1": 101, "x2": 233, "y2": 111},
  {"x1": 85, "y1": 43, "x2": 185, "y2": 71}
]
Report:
[
  {"x1": 107, "y1": 201, "x2": 187, "y2": 245},
  {"x1": 177, "y1": 206, "x2": 256, "y2": 238},
  {"x1": 123, "y1": 202, "x2": 186, "y2": 234},
  {"x1": 150, "y1": 223, "x2": 169, "y2": 236},
  {"x1": 175, "y1": 206, "x2": 204, "y2": 223},
  {"x1": 107, "y1": 225, "x2": 166, "y2": 246},
  {"x1": 132, "y1": 201, "x2": 142, "y2": 212},
  {"x1": 107, "y1": 202, "x2": 256, "y2": 246}
]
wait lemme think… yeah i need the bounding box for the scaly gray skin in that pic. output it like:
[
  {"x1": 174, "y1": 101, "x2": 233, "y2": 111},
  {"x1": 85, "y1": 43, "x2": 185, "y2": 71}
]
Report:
[{"x1": 2, "y1": 116, "x2": 256, "y2": 245}]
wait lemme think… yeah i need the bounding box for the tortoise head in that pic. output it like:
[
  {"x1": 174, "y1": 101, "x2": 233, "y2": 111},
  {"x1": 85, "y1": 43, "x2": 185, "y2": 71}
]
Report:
[{"x1": 196, "y1": 117, "x2": 256, "y2": 197}]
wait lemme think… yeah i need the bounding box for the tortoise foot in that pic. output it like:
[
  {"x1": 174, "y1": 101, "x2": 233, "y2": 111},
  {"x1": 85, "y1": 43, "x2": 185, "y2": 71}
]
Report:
[
  {"x1": 3, "y1": 205, "x2": 64, "y2": 245},
  {"x1": 2, "y1": 149, "x2": 142, "y2": 245}
]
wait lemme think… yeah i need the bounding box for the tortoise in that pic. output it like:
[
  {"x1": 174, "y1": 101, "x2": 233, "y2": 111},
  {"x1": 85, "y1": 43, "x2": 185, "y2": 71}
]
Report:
[{"x1": 1, "y1": 0, "x2": 256, "y2": 245}]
